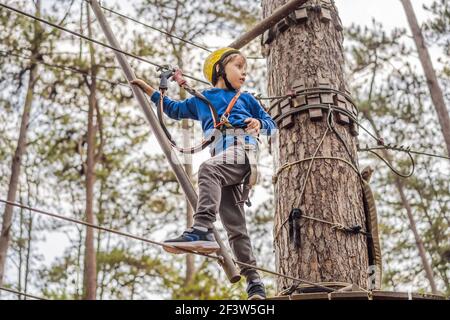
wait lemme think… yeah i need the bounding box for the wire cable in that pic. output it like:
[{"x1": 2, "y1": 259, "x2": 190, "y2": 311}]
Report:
[
  {"x1": 0, "y1": 286, "x2": 47, "y2": 300},
  {"x1": 0, "y1": 2, "x2": 209, "y2": 85},
  {"x1": 0, "y1": 198, "x2": 337, "y2": 293}
]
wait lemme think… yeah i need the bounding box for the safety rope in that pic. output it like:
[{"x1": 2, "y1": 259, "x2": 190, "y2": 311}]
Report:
[
  {"x1": 89, "y1": 1, "x2": 264, "y2": 60},
  {"x1": 0, "y1": 286, "x2": 47, "y2": 300},
  {"x1": 273, "y1": 105, "x2": 371, "y2": 241},
  {"x1": 0, "y1": 2, "x2": 209, "y2": 85},
  {"x1": 278, "y1": 281, "x2": 371, "y2": 297},
  {"x1": 0, "y1": 199, "x2": 338, "y2": 293},
  {"x1": 0, "y1": 50, "x2": 129, "y2": 89}
]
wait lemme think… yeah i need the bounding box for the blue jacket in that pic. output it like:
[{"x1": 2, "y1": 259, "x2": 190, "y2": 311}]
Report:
[{"x1": 150, "y1": 88, "x2": 277, "y2": 154}]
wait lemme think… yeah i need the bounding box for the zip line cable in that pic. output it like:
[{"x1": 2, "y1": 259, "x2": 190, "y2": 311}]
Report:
[
  {"x1": 0, "y1": 286, "x2": 47, "y2": 300},
  {"x1": 0, "y1": 199, "x2": 337, "y2": 293},
  {"x1": 0, "y1": 50, "x2": 129, "y2": 89},
  {"x1": 0, "y1": 2, "x2": 209, "y2": 85},
  {"x1": 90, "y1": 0, "x2": 212, "y2": 53},
  {"x1": 90, "y1": 1, "x2": 265, "y2": 60}
]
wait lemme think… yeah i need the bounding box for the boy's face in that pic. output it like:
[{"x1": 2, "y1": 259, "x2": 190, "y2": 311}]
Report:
[{"x1": 223, "y1": 55, "x2": 247, "y2": 90}]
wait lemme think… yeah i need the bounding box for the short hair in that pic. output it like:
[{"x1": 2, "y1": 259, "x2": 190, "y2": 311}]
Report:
[{"x1": 212, "y1": 53, "x2": 247, "y2": 85}]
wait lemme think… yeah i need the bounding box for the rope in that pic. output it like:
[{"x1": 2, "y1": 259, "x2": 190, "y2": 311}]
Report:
[
  {"x1": 274, "y1": 109, "x2": 331, "y2": 240},
  {"x1": 365, "y1": 149, "x2": 415, "y2": 178},
  {"x1": 0, "y1": 50, "x2": 129, "y2": 89},
  {"x1": 273, "y1": 105, "x2": 371, "y2": 241},
  {"x1": 360, "y1": 145, "x2": 450, "y2": 161},
  {"x1": 90, "y1": 1, "x2": 264, "y2": 60},
  {"x1": 0, "y1": 2, "x2": 209, "y2": 85},
  {"x1": 91, "y1": 1, "x2": 212, "y2": 53},
  {"x1": 0, "y1": 286, "x2": 47, "y2": 300},
  {"x1": 274, "y1": 156, "x2": 360, "y2": 182},
  {"x1": 0, "y1": 199, "x2": 338, "y2": 293},
  {"x1": 278, "y1": 281, "x2": 371, "y2": 297}
]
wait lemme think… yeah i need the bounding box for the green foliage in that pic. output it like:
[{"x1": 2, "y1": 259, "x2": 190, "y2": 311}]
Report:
[{"x1": 346, "y1": 17, "x2": 450, "y2": 297}]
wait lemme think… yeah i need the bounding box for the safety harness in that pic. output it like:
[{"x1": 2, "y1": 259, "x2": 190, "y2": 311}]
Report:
[{"x1": 155, "y1": 66, "x2": 258, "y2": 206}]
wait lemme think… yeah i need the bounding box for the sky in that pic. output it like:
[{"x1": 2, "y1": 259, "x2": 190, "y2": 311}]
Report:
[{"x1": 335, "y1": 0, "x2": 432, "y2": 31}]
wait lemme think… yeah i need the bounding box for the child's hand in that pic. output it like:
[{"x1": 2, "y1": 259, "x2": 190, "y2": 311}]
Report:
[
  {"x1": 131, "y1": 78, "x2": 155, "y2": 96},
  {"x1": 244, "y1": 118, "x2": 261, "y2": 136}
]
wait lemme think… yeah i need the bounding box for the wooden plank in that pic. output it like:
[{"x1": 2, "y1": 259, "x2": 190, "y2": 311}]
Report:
[
  {"x1": 329, "y1": 291, "x2": 369, "y2": 300},
  {"x1": 372, "y1": 291, "x2": 410, "y2": 300},
  {"x1": 292, "y1": 78, "x2": 306, "y2": 90},
  {"x1": 292, "y1": 95, "x2": 306, "y2": 108},
  {"x1": 410, "y1": 293, "x2": 446, "y2": 300},
  {"x1": 270, "y1": 103, "x2": 281, "y2": 118},
  {"x1": 321, "y1": 93, "x2": 334, "y2": 104},
  {"x1": 336, "y1": 112, "x2": 350, "y2": 125},
  {"x1": 280, "y1": 98, "x2": 291, "y2": 113},
  {"x1": 318, "y1": 79, "x2": 331, "y2": 89},
  {"x1": 290, "y1": 292, "x2": 330, "y2": 300},
  {"x1": 267, "y1": 295, "x2": 291, "y2": 300},
  {"x1": 277, "y1": 19, "x2": 289, "y2": 33},
  {"x1": 272, "y1": 290, "x2": 446, "y2": 301},
  {"x1": 262, "y1": 28, "x2": 275, "y2": 45},
  {"x1": 293, "y1": 8, "x2": 308, "y2": 23},
  {"x1": 281, "y1": 115, "x2": 294, "y2": 128},
  {"x1": 320, "y1": 7, "x2": 332, "y2": 23},
  {"x1": 309, "y1": 109, "x2": 323, "y2": 121},
  {"x1": 350, "y1": 121, "x2": 359, "y2": 136},
  {"x1": 307, "y1": 95, "x2": 321, "y2": 105}
]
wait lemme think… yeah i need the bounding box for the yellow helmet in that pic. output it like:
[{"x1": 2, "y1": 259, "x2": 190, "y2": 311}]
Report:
[{"x1": 203, "y1": 47, "x2": 241, "y2": 84}]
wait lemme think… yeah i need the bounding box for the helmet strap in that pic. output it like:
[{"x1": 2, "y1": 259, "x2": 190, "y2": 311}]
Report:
[{"x1": 218, "y1": 63, "x2": 236, "y2": 91}]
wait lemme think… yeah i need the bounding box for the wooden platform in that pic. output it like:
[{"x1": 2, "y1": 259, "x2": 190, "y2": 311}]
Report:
[{"x1": 268, "y1": 290, "x2": 446, "y2": 300}]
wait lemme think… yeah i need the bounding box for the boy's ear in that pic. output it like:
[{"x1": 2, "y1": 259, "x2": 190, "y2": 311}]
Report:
[{"x1": 215, "y1": 64, "x2": 220, "y2": 74}]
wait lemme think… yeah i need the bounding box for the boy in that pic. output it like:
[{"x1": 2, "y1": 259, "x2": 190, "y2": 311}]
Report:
[{"x1": 132, "y1": 47, "x2": 276, "y2": 300}]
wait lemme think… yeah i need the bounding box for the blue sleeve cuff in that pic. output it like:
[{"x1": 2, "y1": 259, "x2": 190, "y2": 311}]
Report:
[
  {"x1": 258, "y1": 119, "x2": 265, "y2": 130},
  {"x1": 150, "y1": 91, "x2": 160, "y2": 104}
]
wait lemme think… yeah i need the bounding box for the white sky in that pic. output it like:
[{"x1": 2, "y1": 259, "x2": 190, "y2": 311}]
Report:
[{"x1": 335, "y1": 0, "x2": 432, "y2": 31}]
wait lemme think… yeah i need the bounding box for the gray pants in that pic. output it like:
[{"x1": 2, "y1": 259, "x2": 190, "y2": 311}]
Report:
[{"x1": 194, "y1": 145, "x2": 260, "y2": 280}]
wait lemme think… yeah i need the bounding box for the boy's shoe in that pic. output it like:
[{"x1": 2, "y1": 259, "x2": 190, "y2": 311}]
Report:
[
  {"x1": 163, "y1": 227, "x2": 220, "y2": 254},
  {"x1": 246, "y1": 279, "x2": 266, "y2": 300}
]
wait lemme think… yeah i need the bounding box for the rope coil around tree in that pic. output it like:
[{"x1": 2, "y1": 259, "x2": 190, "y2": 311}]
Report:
[
  {"x1": 273, "y1": 105, "x2": 371, "y2": 242},
  {"x1": 266, "y1": 82, "x2": 417, "y2": 178}
]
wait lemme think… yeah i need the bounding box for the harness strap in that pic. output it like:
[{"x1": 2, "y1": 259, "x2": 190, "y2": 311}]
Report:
[
  {"x1": 215, "y1": 90, "x2": 241, "y2": 129},
  {"x1": 158, "y1": 91, "x2": 217, "y2": 154}
]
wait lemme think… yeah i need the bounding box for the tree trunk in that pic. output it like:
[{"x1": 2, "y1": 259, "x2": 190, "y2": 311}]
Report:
[
  {"x1": 83, "y1": 6, "x2": 97, "y2": 300},
  {"x1": 0, "y1": 0, "x2": 41, "y2": 286},
  {"x1": 363, "y1": 110, "x2": 439, "y2": 294},
  {"x1": 400, "y1": 0, "x2": 450, "y2": 158},
  {"x1": 263, "y1": 0, "x2": 369, "y2": 293}
]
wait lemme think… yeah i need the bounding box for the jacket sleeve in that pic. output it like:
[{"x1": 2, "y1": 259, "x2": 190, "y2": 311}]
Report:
[
  {"x1": 247, "y1": 93, "x2": 277, "y2": 135},
  {"x1": 150, "y1": 91, "x2": 198, "y2": 120}
]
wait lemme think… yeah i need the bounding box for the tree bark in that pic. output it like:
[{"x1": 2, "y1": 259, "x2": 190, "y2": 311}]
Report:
[
  {"x1": 362, "y1": 110, "x2": 438, "y2": 294},
  {"x1": 0, "y1": 0, "x2": 41, "y2": 286},
  {"x1": 400, "y1": 0, "x2": 450, "y2": 158},
  {"x1": 83, "y1": 6, "x2": 97, "y2": 300},
  {"x1": 263, "y1": 0, "x2": 369, "y2": 293}
]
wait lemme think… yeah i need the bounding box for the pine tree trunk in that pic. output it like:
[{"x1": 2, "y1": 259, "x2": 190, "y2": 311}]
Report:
[
  {"x1": 363, "y1": 110, "x2": 438, "y2": 294},
  {"x1": 0, "y1": 0, "x2": 41, "y2": 286},
  {"x1": 263, "y1": 0, "x2": 369, "y2": 293},
  {"x1": 83, "y1": 6, "x2": 97, "y2": 300},
  {"x1": 400, "y1": 0, "x2": 450, "y2": 158}
]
